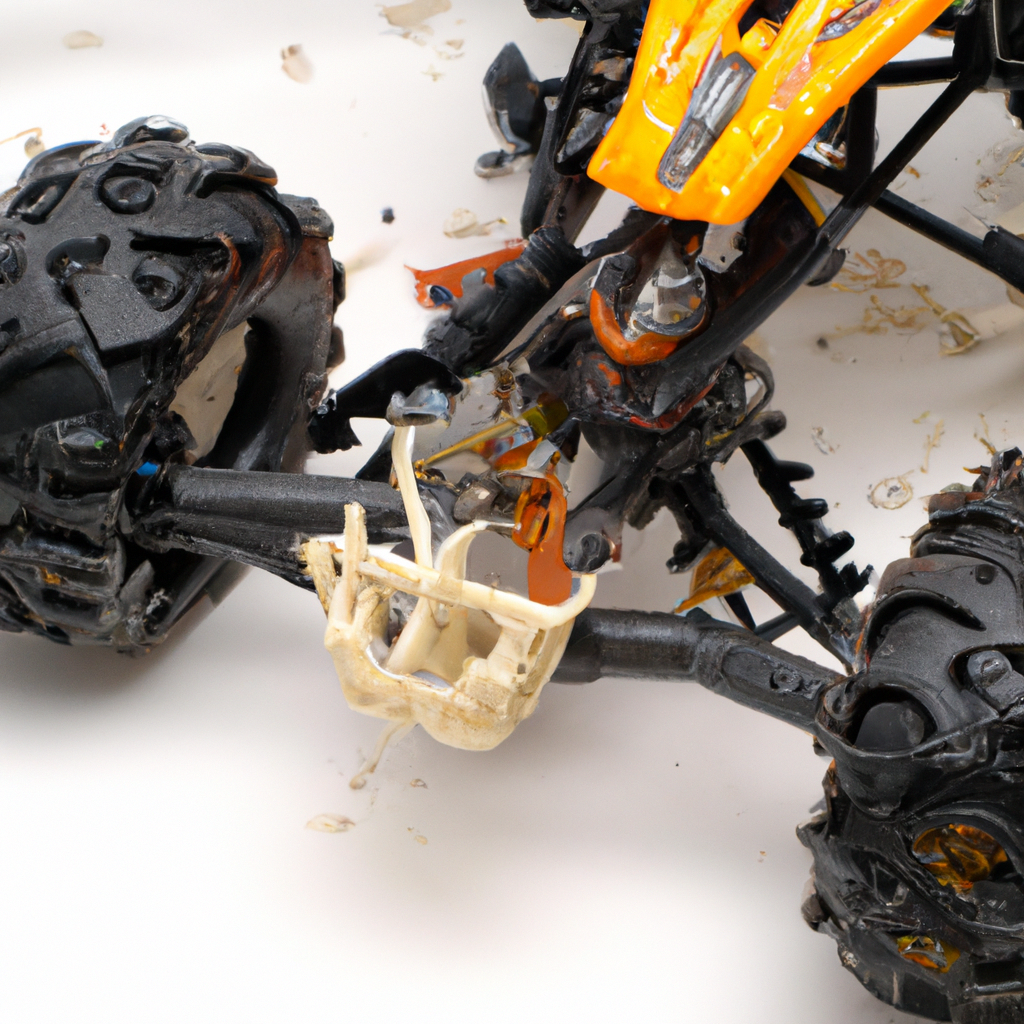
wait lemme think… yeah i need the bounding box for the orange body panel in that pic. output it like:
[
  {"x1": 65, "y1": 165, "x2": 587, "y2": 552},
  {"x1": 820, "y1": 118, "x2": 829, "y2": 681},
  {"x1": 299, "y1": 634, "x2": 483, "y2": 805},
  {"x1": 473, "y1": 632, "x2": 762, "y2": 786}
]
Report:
[{"x1": 589, "y1": 0, "x2": 950, "y2": 225}]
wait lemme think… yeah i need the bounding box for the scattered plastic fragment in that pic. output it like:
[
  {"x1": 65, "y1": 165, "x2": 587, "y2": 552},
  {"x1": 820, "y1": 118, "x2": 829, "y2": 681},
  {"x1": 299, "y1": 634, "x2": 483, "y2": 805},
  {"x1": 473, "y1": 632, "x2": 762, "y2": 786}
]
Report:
[
  {"x1": 811, "y1": 427, "x2": 837, "y2": 456},
  {"x1": 443, "y1": 209, "x2": 507, "y2": 239},
  {"x1": 423, "y1": 65, "x2": 444, "y2": 82},
  {"x1": 410, "y1": 778, "x2": 428, "y2": 788},
  {"x1": 0, "y1": 128, "x2": 45, "y2": 158},
  {"x1": 406, "y1": 240, "x2": 527, "y2": 307},
  {"x1": 911, "y1": 285, "x2": 980, "y2": 355},
  {"x1": 920, "y1": 420, "x2": 944, "y2": 474},
  {"x1": 306, "y1": 814, "x2": 355, "y2": 833},
  {"x1": 976, "y1": 414, "x2": 997, "y2": 455},
  {"x1": 913, "y1": 411, "x2": 931, "y2": 424},
  {"x1": 381, "y1": 207, "x2": 395, "y2": 225},
  {"x1": 63, "y1": 30, "x2": 103, "y2": 49},
  {"x1": 281, "y1": 44, "x2": 313, "y2": 83},
  {"x1": 675, "y1": 547, "x2": 755, "y2": 614},
  {"x1": 414, "y1": 834, "x2": 428, "y2": 845},
  {"x1": 434, "y1": 39, "x2": 465, "y2": 60},
  {"x1": 382, "y1": 0, "x2": 451, "y2": 47},
  {"x1": 975, "y1": 140, "x2": 1024, "y2": 203},
  {"x1": 869, "y1": 476, "x2": 913, "y2": 511},
  {"x1": 381, "y1": 0, "x2": 451, "y2": 31}
]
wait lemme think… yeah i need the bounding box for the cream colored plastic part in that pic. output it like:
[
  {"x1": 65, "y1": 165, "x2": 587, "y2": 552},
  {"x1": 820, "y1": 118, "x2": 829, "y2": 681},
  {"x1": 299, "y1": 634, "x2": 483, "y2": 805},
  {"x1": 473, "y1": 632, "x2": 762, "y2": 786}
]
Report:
[{"x1": 303, "y1": 425, "x2": 596, "y2": 766}]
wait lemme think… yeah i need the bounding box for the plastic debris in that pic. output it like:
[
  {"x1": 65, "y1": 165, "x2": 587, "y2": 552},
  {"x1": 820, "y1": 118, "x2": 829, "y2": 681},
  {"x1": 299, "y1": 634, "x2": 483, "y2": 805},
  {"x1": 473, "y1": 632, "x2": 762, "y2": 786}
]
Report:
[
  {"x1": 381, "y1": 0, "x2": 451, "y2": 30},
  {"x1": 62, "y1": 30, "x2": 103, "y2": 49},
  {"x1": 281, "y1": 44, "x2": 313, "y2": 83},
  {"x1": 382, "y1": 0, "x2": 451, "y2": 45},
  {"x1": 381, "y1": 207, "x2": 395, "y2": 225},
  {"x1": 675, "y1": 547, "x2": 755, "y2": 614},
  {"x1": 920, "y1": 420, "x2": 944, "y2": 473},
  {"x1": 869, "y1": 476, "x2": 913, "y2": 511},
  {"x1": 443, "y1": 208, "x2": 507, "y2": 239},
  {"x1": 303, "y1": 423, "x2": 596, "y2": 758},
  {"x1": 305, "y1": 814, "x2": 355, "y2": 833},
  {"x1": 0, "y1": 128, "x2": 45, "y2": 158},
  {"x1": 811, "y1": 427, "x2": 837, "y2": 456},
  {"x1": 406, "y1": 240, "x2": 526, "y2": 307}
]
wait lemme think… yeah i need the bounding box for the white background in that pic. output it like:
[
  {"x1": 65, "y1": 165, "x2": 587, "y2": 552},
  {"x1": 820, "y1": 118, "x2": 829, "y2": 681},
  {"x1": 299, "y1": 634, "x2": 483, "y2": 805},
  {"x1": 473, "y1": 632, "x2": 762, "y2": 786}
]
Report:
[{"x1": 1, "y1": 2, "x2": 1023, "y2": 1021}]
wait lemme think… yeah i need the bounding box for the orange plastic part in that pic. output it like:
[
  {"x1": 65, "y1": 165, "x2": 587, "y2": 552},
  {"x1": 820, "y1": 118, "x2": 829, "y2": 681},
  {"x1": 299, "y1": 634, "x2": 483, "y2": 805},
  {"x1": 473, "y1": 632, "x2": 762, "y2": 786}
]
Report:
[
  {"x1": 912, "y1": 823, "x2": 1010, "y2": 893},
  {"x1": 674, "y1": 545, "x2": 755, "y2": 614},
  {"x1": 589, "y1": 0, "x2": 950, "y2": 225},
  {"x1": 406, "y1": 240, "x2": 527, "y2": 307},
  {"x1": 896, "y1": 935, "x2": 960, "y2": 973},
  {"x1": 590, "y1": 289, "x2": 683, "y2": 365},
  {"x1": 512, "y1": 476, "x2": 573, "y2": 606}
]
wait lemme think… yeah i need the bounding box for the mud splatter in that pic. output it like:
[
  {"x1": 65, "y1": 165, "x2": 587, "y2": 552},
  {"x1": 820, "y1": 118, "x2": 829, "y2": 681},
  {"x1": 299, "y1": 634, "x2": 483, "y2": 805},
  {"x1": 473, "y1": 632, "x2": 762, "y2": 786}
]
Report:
[{"x1": 831, "y1": 249, "x2": 906, "y2": 293}]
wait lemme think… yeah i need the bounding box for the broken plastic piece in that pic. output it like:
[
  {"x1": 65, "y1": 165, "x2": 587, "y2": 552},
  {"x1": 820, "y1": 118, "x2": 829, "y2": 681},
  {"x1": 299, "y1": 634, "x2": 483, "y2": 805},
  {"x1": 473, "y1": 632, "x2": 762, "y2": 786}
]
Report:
[
  {"x1": 304, "y1": 424, "x2": 595, "y2": 757},
  {"x1": 406, "y1": 241, "x2": 527, "y2": 308},
  {"x1": 675, "y1": 546, "x2": 755, "y2": 614},
  {"x1": 281, "y1": 44, "x2": 314, "y2": 83},
  {"x1": 62, "y1": 30, "x2": 103, "y2": 48}
]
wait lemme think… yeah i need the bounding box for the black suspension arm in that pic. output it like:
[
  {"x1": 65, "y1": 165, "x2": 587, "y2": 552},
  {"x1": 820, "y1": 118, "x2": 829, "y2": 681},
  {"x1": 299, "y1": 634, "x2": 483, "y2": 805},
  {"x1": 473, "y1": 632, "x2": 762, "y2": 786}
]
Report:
[
  {"x1": 552, "y1": 608, "x2": 838, "y2": 732},
  {"x1": 132, "y1": 466, "x2": 408, "y2": 586}
]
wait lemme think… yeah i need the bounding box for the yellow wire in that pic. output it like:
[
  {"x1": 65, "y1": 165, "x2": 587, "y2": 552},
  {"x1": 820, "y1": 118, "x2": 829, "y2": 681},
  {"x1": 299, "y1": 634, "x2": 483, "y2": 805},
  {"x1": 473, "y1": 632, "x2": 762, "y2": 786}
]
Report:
[{"x1": 782, "y1": 169, "x2": 827, "y2": 228}]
